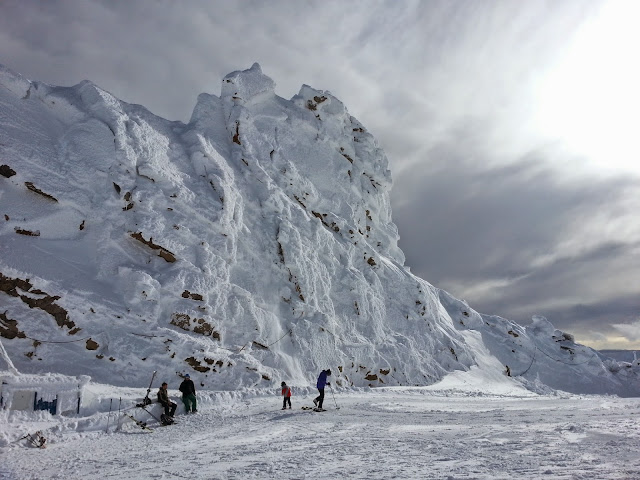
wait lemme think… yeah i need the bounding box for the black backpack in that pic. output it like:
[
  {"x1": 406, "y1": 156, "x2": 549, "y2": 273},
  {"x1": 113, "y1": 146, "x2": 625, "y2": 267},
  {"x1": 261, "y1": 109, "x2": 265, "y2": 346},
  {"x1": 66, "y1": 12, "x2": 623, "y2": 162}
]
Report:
[{"x1": 160, "y1": 414, "x2": 175, "y2": 426}]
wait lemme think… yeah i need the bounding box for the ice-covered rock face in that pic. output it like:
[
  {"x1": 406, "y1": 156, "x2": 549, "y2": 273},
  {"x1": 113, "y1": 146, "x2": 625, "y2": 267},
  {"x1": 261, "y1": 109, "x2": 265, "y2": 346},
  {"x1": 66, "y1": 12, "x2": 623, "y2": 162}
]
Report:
[
  {"x1": 221, "y1": 62, "x2": 276, "y2": 102},
  {"x1": 1, "y1": 63, "x2": 638, "y2": 396}
]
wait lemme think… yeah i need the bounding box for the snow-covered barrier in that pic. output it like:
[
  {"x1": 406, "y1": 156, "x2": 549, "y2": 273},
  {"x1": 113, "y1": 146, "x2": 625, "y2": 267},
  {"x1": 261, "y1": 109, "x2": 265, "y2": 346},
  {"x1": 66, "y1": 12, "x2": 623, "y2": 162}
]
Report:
[{"x1": 0, "y1": 373, "x2": 90, "y2": 415}]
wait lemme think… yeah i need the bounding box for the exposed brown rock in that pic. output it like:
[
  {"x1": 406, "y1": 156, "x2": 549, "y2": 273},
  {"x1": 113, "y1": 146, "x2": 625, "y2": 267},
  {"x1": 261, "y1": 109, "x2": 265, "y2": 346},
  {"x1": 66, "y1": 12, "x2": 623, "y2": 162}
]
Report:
[
  {"x1": 185, "y1": 356, "x2": 210, "y2": 372},
  {"x1": 170, "y1": 312, "x2": 220, "y2": 339},
  {"x1": 193, "y1": 318, "x2": 215, "y2": 337},
  {"x1": 232, "y1": 122, "x2": 241, "y2": 145},
  {"x1": 0, "y1": 273, "x2": 33, "y2": 296},
  {"x1": 19, "y1": 293, "x2": 76, "y2": 330},
  {"x1": 170, "y1": 312, "x2": 191, "y2": 330},
  {"x1": 14, "y1": 228, "x2": 40, "y2": 236},
  {"x1": 0, "y1": 165, "x2": 16, "y2": 178},
  {"x1": 25, "y1": 181, "x2": 58, "y2": 202},
  {"x1": 252, "y1": 341, "x2": 269, "y2": 350},
  {"x1": 0, "y1": 311, "x2": 26, "y2": 339},
  {"x1": 130, "y1": 232, "x2": 176, "y2": 262},
  {"x1": 0, "y1": 273, "x2": 76, "y2": 332},
  {"x1": 182, "y1": 290, "x2": 203, "y2": 301}
]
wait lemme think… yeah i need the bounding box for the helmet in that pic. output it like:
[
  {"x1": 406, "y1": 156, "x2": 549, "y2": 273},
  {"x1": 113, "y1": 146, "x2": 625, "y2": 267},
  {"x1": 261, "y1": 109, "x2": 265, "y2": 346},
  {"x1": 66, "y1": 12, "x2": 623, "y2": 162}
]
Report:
[
  {"x1": 326, "y1": 369, "x2": 332, "y2": 375},
  {"x1": 281, "y1": 381, "x2": 286, "y2": 386}
]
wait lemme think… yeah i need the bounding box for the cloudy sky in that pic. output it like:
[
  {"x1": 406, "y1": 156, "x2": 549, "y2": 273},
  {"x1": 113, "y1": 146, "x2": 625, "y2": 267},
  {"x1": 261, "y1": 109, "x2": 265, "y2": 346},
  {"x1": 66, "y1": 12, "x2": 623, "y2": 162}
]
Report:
[{"x1": 1, "y1": 0, "x2": 638, "y2": 349}]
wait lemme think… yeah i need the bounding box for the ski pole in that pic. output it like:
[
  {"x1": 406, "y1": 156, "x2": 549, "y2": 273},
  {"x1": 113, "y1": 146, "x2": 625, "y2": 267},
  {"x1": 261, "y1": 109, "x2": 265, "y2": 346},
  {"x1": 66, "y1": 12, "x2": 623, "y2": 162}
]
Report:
[
  {"x1": 106, "y1": 398, "x2": 113, "y2": 433},
  {"x1": 329, "y1": 384, "x2": 340, "y2": 410},
  {"x1": 116, "y1": 397, "x2": 122, "y2": 432},
  {"x1": 12, "y1": 434, "x2": 30, "y2": 445},
  {"x1": 142, "y1": 371, "x2": 157, "y2": 405}
]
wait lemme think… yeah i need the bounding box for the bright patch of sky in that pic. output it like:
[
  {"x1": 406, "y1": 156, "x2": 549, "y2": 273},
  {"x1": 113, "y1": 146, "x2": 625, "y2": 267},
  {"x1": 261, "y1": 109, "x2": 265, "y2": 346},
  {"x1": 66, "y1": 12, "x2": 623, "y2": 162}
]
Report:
[{"x1": 533, "y1": 0, "x2": 640, "y2": 175}]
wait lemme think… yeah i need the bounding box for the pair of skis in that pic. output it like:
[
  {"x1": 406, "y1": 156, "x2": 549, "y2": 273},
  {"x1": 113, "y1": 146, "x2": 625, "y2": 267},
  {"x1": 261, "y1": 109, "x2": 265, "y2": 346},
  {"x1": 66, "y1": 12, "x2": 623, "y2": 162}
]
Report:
[
  {"x1": 139, "y1": 404, "x2": 176, "y2": 426},
  {"x1": 139, "y1": 370, "x2": 176, "y2": 424},
  {"x1": 17, "y1": 431, "x2": 47, "y2": 448},
  {"x1": 122, "y1": 409, "x2": 172, "y2": 432},
  {"x1": 135, "y1": 370, "x2": 157, "y2": 408},
  {"x1": 121, "y1": 371, "x2": 176, "y2": 432},
  {"x1": 305, "y1": 385, "x2": 340, "y2": 412},
  {"x1": 122, "y1": 413, "x2": 153, "y2": 431},
  {"x1": 301, "y1": 406, "x2": 327, "y2": 412}
]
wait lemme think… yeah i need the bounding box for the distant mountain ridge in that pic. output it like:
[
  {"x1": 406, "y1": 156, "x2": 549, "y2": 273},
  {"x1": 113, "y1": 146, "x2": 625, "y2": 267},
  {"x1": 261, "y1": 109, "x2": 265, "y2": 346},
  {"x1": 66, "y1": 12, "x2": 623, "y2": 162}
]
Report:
[
  {"x1": 599, "y1": 350, "x2": 638, "y2": 363},
  {"x1": 1, "y1": 62, "x2": 638, "y2": 396}
]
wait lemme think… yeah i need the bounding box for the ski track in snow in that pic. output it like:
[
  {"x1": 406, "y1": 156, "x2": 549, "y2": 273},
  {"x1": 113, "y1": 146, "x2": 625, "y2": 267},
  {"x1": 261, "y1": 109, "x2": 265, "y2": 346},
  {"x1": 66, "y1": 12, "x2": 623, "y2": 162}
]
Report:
[{"x1": 2, "y1": 389, "x2": 640, "y2": 480}]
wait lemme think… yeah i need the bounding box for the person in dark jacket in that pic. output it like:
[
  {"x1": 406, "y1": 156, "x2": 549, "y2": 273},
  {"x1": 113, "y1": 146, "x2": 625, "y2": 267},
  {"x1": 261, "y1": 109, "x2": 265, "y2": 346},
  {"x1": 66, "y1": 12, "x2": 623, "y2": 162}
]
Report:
[
  {"x1": 179, "y1": 374, "x2": 197, "y2": 413},
  {"x1": 157, "y1": 382, "x2": 177, "y2": 417},
  {"x1": 313, "y1": 369, "x2": 331, "y2": 409}
]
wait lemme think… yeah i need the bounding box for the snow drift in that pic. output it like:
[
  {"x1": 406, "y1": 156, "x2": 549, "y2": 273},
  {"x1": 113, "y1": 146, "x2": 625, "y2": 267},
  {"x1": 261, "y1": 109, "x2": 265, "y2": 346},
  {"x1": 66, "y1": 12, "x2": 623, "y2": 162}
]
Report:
[{"x1": 1, "y1": 62, "x2": 638, "y2": 396}]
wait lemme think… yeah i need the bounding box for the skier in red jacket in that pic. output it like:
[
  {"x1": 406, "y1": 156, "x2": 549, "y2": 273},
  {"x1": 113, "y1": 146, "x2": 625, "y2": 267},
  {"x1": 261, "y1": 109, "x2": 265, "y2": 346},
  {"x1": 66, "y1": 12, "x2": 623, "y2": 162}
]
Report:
[{"x1": 281, "y1": 381, "x2": 292, "y2": 410}]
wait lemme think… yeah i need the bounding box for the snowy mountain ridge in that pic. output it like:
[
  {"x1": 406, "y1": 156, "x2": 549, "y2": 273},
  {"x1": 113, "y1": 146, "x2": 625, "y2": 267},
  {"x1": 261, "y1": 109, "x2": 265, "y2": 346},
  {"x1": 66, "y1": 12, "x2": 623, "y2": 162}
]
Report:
[{"x1": 1, "y1": 62, "x2": 638, "y2": 396}]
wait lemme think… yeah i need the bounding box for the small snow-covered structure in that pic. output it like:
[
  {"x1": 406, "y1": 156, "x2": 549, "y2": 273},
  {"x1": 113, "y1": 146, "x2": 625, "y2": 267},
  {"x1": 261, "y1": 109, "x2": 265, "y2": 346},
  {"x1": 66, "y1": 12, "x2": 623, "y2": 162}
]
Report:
[{"x1": 0, "y1": 373, "x2": 90, "y2": 416}]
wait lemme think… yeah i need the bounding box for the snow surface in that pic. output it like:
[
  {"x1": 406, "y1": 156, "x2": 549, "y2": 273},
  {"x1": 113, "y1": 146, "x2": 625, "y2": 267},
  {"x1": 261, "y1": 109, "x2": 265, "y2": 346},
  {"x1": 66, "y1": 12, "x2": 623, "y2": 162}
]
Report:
[
  {"x1": 2, "y1": 369, "x2": 640, "y2": 480},
  {"x1": 2, "y1": 60, "x2": 640, "y2": 479}
]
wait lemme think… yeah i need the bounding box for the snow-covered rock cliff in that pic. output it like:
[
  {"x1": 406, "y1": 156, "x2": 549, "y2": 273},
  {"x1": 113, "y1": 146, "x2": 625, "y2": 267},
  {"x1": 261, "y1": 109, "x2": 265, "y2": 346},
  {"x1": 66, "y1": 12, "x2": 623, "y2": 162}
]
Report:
[{"x1": 1, "y1": 63, "x2": 638, "y2": 395}]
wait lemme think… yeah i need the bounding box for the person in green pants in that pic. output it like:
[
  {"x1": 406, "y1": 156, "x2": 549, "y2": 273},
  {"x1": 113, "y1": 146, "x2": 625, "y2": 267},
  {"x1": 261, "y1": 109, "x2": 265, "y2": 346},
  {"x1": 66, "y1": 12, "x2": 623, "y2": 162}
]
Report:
[{"x1": 179, "y1": 374, "x2": 197, "y2": 413}]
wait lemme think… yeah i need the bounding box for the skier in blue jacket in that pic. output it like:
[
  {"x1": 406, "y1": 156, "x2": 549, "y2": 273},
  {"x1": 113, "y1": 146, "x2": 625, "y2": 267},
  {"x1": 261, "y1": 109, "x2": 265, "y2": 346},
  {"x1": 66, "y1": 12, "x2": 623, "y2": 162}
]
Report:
[{"x1": 313, "y1": 369, "x2": 331, "y2": 409}]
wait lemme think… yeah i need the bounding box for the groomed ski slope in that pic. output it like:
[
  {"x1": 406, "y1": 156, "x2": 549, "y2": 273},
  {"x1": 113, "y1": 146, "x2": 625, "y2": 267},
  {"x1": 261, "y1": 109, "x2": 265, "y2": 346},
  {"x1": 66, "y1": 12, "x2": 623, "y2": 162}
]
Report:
[{"x1": 2, "y1": 370, "x2": 639, "y2": 480}]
